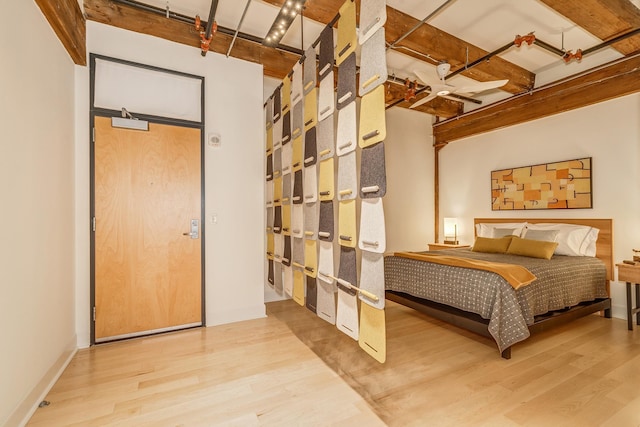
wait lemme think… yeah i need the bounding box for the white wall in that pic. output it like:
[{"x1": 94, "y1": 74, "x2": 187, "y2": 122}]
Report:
[
  {"x1": 0, "y1": 2, "x2": 77, "y2": 425},
  {"x1": 438, "y1": 94, "x2": 640, "y2": 318},
  {"x1": 385, "y1": 107, "x2": 435, "y2": 252},
  {"x1": 75, "y1": 22, "x2": 266, "y2": 347}
]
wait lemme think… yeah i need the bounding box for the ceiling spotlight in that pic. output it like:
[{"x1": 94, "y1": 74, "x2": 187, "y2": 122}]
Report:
[{"x1": 262, "y1": 0, "x2": 306, "y2": 47}]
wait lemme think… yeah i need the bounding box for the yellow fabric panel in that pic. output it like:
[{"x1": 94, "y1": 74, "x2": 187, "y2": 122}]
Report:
[
  {"x1": 359, "y1": 303, "x2": 386, "y2": 363},
  {"x1": 273, "y1": 176, "x2": 282, "y2": 206},
  {"x1": 267, "y1": 232, "x2": 274, "y2": 260},
  {"x1": 266, "y1": 126, "x2": 273, "y2": 155},
  {"x1": 304, "y1": 239, "x2": 318, "y2": 278},
  {"x1": 304, "y1": 88, "x2": 318, "y2": 132},
  {"x1": 358, "y1": 85, "x2": 386, "y2": 148},
  {"x1": 335, "y1": 0, "x2": 356, "y2": 65},
  {"x1": 282, "y1": 204, "x2": 291, "y2": 236},
  {"x1": 281, "y1": 75, "x2": 291, "y2": 114},
  {"x1": 292, "y1": 135, "x2": 303, "y2": 172},
  {"x1": 338, "y1": 199, "x2": 357, "y2": 248},
  {"x1": 318, "y1": 158, "x2": 335, "y2": 201},
  {"x1": 293, "y1": 269, "x2": 305, "y2": 306}
]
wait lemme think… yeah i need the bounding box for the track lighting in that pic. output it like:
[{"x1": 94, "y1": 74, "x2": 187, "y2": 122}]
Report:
[{"x1": 263, "y1": 0, "x2": 306, "y2": 47}]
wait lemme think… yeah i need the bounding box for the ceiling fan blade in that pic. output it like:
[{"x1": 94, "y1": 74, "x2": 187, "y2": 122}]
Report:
[
  {"x1": 414, "y1": 69, "x2": 441, "y2": 87},
  {"x1": 409, "y1": 92, "x2": 439, "y2": 109},
  {"x1": 454, "y1": 79, "x2": 508, "y2": 94}
]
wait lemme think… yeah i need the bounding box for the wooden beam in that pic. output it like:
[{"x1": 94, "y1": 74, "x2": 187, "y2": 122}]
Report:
[
  {"x1": 540, "y1": 0, "x2": 640, "y2": 55},
  {"x1": 262, "y1": 0, "x2": 536, "y2": 95},
  {"x1": 84, "y1": 0, "x2": 299, "y2": 79},
  {"x1": 432, "y1": 53, "x2": 640, "y2": 143},
  {"x1": 36, "y1": 0, "x2": 87, "y2": 65}
]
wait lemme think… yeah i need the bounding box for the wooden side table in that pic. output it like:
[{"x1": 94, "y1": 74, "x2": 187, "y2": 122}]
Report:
[
  {"x1": 428, "y1": 243, "x2": 470, "y2": 251},
  {"x1": 616, "y1": 263, "x2": 640, "y2": 330}
]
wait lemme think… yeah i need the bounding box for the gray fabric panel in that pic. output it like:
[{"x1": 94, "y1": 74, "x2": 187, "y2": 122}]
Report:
[
  {"x1": 337, "y1": 52, "x2": 356, "y2": 110},
  {"x1": 303, "y1": 45, "x2": 317, "y2": 95},
  {"x1": 282, "y1": 171, "x2": 291, "y2": 203},
  {"x1": 336, "y1": 288, "x2": 359, "y2": 340},
  {"x1": 292, "y1": 99, "x2": 303, "y2": 140},
  {"x1": 274, "y1": 261, "x2": 283, "y2": 294},
  {"x1": 304, "y1": 126, "x2": 317, "y2": 167},
  {"x1": 358, "y1": 197, "x2": 385, "y2": 253},
  {"x1": 282, "y1": 142, "x2": 292, "y2": 177},
  {"x1": 266, "y1": 179, "x2": 273, "y2": 206},
  {"x1": 267, "y1": 259, "x2": 274, "y2": 287},
  {"x1": 385, "y1": 249, "x2": 608, "y2": 353},
  {"x1": 304, "y1": 201, "x2": 319, "y2": 240},
  {"x1": 266, "y1": 207, "x2": 273, "y2": 231},
  {"x1": 337, "y1": 151, "x2": 357, "y2": 201},
  {"x1": 272, "y1": 114, "x2": 283, "y2": 149},
  {"x1": 265, "y1": 97, "x2": 273, "y2": 128},
  {"x1": 266, "y1": 153, "x2": 273, "y2": 181},
  {"x1": 306, "y1": 275, "x2": 318, "y2": 313},
  {"x1": 273, "y1": 87, "x2": 281, "y2": 122},
  {"x1": 359, "y1": 28, "x2": 388, "y2": 96},
  {"x1": 318, "y1": 25, "x2": 334, "y2": 81},
  {"x1": 359, "y1": 142, "x2": 386, "y2": 198},
  {"x1": 283, "y1": 264, "x2": 293, "y2": 297},
  {"x1": 273, "y1": 147, "x2": 282, "y2": 177},
  {"x1": 318, "y1": 72, "x2": 335, "y2": 122},
  {"x1": 273, "y1": 205, "x2": 282, "y2": 234},
  {"x1": 291, "y1": 62, "x2": 303, "y2": 106},
  {"x1": 318, "y1": 240, "x2": 335, "y2": 288},
  {"x1": 281, "y1": 110, "x2": 291, "y2": 145},
  {"x1": 292, "y1": 169, "x2": 303, "y2": 204},
  {"x1": 358, "y1": 0, "x2": 387, "y2": 45},
  {"x1": 317, "y1": 115, "x2": 335, "y2": 161},
  {"x1": 316, "y1": 279, "x2": 336, "y2": 324},
  {"x1": 304, "y1": 164, "x2": 318, "y2": 204},
  {"x1": 359, "y1": 251, "x2": 385, "y2": 309},
  {"x1": 291, "y1": 204, "x2": 304, "y2": 238},
  {"x1": 338, "y1": 246, "x2": 358, "y2": 296},
  {"x1": 283, "y1": 235, "x2": 291, "y2": 266},
  {"x1": 292, "y1": 236, "x2": 304, "y2": 266},
  {"x1": 318, "y1": 200, "x2": 334, "y2": 241},
  {"x1": 336, "y1": 101, "x2": 356, "y2": 156}
]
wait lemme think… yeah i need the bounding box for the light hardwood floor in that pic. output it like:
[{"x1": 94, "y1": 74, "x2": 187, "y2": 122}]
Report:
[{"x1": 28, "y1": 300, "x2": 640, "y2": 426}]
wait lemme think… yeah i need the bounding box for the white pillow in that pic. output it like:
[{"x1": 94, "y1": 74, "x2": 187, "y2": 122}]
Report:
[
  {"x1": 475, "y1": 222, "x2": 527, "y2": 238},
  {"x1": 522, "y1": 229, "x2": 559, "y2": 242},
  {"x1": 524, "y1": 223, "x2": 599, "y2": 256}
]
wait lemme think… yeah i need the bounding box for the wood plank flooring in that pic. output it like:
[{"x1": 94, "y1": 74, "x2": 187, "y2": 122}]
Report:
[{"x1": 28, "y1": 300, "x2": 640, "y2": 426}]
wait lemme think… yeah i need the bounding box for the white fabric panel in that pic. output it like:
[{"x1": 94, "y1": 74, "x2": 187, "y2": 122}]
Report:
[{"x1": 94, "y1": 58, "x2": 201, "y2": 122}]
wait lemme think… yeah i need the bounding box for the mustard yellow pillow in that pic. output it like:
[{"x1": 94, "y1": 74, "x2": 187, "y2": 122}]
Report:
[
  {"x1": 472, "y1": 236, "x2": 513, "y2": 254},
  {"x1": 506, "y1": 236, "x2": 558, "y2": 259}
]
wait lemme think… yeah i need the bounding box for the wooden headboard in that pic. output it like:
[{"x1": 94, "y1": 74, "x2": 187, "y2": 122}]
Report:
[{"x1": 474, "y1": 218, "x2": 614, "y2": 282}]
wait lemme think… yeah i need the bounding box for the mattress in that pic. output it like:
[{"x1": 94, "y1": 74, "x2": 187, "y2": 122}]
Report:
[{"x1": 384, "y1": 248, "x2": 608, "y2": 352}]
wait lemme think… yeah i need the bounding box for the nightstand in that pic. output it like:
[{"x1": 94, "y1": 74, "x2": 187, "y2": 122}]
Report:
[
  {"x1": 616, "y1": 263, "x2": 640, "y2": 330},
  {"x1": 428, "y1": 243, "x2": 470, "y2": 251}
]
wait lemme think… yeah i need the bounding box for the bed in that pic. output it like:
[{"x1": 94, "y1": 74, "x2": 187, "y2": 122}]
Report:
[{"x1": 384, "y1": 218, "x2": 613, "y2": 359}]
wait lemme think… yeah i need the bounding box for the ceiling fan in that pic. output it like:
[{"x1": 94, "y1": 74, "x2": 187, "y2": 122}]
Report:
[{"x1": 410, "y1": 62, "x2": 508, "y2": 108}]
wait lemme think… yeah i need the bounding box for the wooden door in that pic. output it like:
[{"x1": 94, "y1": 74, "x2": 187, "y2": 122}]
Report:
[{"x1": 93, "y1": 116, "x2": 202, "y2": 342}]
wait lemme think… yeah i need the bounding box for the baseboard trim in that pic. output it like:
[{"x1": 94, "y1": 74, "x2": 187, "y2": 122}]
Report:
[{"x1": 5, "y1": 335, "x2": 77, "y2": 427}]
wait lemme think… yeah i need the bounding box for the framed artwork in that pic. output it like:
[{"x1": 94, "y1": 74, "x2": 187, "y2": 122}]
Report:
[{"x1": 491, "y1": 157, "x2": 592, "y2": 210}]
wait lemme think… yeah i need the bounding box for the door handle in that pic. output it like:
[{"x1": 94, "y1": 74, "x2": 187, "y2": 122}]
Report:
[{"x1": 182, "y1": 219, "x2": 199, "y2": 239}]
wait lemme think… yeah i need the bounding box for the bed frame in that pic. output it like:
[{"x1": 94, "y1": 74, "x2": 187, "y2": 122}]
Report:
[{"x1": 386, "y1": 218, "x2": 613, "y2": 359}]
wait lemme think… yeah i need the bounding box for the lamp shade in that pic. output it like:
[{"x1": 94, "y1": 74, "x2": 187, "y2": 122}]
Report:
[{"x1": 444, "y1": 218, "x2": 458, "y2": 236}]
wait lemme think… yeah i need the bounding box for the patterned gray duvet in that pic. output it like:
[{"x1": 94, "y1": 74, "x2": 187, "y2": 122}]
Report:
[{"x1": 384, "y1": 248, "x2": 608, "y2": 352}]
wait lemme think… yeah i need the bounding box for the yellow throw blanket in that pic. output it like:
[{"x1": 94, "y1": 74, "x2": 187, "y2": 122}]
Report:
[{"x1": 393, "y1": 252, "x2": 537, "y2": 290}]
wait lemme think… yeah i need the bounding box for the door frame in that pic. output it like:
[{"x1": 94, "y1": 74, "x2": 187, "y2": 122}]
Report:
[{"x1": 89, "y1": 54, "x2": 206, "y2": 345}]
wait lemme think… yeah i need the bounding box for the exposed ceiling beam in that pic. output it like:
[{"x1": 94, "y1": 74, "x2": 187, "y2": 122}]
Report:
[
  {"x1": 540, "y1": 0, "x2": 640, "y2": 55},
  {"x1": 262, "y1": 0, "x2": 536, "y2": 95},
  {"x1": 432, "y1": 53, "x2": 640, "y2": 143},
  {"x1": 36, "y1": 0, "x2": 87, "y2": 65},
  {"x1": 84, "y1": 0, "x2": 299, "y2": 79}
]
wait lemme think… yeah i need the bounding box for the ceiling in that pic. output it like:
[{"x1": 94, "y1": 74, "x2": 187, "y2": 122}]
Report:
[{"x1": 84, "y1": 0, "x2": 640, "y2": 119}]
